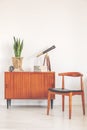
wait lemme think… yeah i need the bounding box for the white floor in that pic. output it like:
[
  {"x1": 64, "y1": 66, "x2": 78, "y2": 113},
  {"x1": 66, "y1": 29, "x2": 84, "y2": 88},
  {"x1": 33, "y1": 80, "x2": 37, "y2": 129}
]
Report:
[{"x1": 0, "y1": 105, "x2": 87, "y2": 130}]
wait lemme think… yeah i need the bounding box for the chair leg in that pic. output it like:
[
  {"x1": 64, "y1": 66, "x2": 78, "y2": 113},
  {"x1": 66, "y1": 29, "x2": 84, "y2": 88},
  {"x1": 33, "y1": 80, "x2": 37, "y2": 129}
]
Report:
[
  {"x1": 62, "y1": 95, "x2": 64, "y2": 111},
  {"x1": 51, "y1": 99, "x2": 53, "y2": 109},
  {"x1": 81, "y1": 92, "x2": 85, "y2": 115},
  {"x1": 69, "y1": 93, "x2": 72, "y2": 119},
  {"x1": 47, "y1": 91, "x2": 51, "y2": 115}
]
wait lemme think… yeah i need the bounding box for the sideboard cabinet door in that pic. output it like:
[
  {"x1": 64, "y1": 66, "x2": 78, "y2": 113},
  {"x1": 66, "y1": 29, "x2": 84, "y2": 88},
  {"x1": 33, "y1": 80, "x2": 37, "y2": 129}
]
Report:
[
  {"x1": 13, "y1": 72, "x2": 31, "y2": 98},
  {"x1": 29, "y1": 72, "x2": 55, "y2": 99},
  {"x1": 30, "y1": 72, "x2": 44, "y2": 98}
]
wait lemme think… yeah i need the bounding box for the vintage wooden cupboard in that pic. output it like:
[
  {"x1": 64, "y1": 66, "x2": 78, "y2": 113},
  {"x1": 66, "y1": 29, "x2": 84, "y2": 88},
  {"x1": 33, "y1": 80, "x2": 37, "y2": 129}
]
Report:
[{"x1": 5, "y1": 72, "x2": 55, "y2": 108}]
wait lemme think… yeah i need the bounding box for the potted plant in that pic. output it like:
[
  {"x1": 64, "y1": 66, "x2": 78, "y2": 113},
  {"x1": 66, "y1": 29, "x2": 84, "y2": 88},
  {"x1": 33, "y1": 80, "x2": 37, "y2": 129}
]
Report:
[{"x1": 12, "y1": 36, "x2": 24, "y2": 71}]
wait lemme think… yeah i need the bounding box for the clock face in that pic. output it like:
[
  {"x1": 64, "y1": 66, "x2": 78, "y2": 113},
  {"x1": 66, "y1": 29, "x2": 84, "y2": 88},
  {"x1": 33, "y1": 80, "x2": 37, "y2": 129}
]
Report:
[{"x1": 9, "y1": 66, "x2": 14, "y2": 72}]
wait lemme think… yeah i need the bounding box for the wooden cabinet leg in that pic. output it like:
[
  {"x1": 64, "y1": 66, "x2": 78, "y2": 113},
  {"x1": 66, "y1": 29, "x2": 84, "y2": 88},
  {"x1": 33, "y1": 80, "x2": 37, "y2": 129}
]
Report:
[
  {"x1": 7, "y1": 99, "x2": 11, "y2": 109},
  {"x1": 51, "y1": 99, "x2": 53, "y2": 109}
]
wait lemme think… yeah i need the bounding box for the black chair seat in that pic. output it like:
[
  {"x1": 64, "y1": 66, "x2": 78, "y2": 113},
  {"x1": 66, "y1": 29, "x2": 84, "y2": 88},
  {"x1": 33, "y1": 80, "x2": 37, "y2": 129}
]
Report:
[{"x1": 48, "y1": 88, "x2": 83, "y2": 93}]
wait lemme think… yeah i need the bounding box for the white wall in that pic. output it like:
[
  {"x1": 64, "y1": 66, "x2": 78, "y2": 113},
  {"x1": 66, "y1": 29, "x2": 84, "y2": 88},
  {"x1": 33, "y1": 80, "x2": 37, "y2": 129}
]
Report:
[{"x1": 0, "y1": 0, "x2": 87, "y2": 106}]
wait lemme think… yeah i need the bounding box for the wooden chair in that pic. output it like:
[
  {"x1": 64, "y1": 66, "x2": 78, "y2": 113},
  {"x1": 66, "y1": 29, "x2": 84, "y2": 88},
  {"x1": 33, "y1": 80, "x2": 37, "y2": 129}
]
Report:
[{"x1": 47, "y1": 72, "x2": 85, "y2": 119}]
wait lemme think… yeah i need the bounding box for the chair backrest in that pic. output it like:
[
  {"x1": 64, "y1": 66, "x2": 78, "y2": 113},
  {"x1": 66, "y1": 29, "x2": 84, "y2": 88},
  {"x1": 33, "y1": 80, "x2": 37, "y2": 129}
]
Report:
[{"x1": 58, "y1": 72, "x2": 83, "y2": 90}]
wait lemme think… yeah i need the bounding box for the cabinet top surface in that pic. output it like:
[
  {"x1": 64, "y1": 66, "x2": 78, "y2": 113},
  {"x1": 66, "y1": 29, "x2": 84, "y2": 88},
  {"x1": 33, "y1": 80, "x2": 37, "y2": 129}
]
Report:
[{"x1": 5, "y1": 71, "x2": 55, "y2": 73}]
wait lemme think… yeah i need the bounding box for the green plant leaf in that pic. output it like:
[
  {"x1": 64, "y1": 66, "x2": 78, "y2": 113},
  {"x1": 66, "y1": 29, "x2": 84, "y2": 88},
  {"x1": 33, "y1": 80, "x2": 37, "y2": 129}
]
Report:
[{"x1": 13, "y1": 36, "x2": 23, "y2": 57}]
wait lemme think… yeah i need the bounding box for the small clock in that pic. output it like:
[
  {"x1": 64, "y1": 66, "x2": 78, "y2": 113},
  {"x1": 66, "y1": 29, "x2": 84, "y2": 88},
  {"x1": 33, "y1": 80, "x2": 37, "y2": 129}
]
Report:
[{"x1": 9, "y1": 66, "x2": 14, "y2": 72}]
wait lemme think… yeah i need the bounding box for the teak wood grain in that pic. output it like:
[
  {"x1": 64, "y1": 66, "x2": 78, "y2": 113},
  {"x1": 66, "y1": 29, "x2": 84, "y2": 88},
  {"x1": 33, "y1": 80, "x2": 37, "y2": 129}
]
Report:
[{"x1": 5, "y1": 72, "x2": 55, "y2": 100}]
